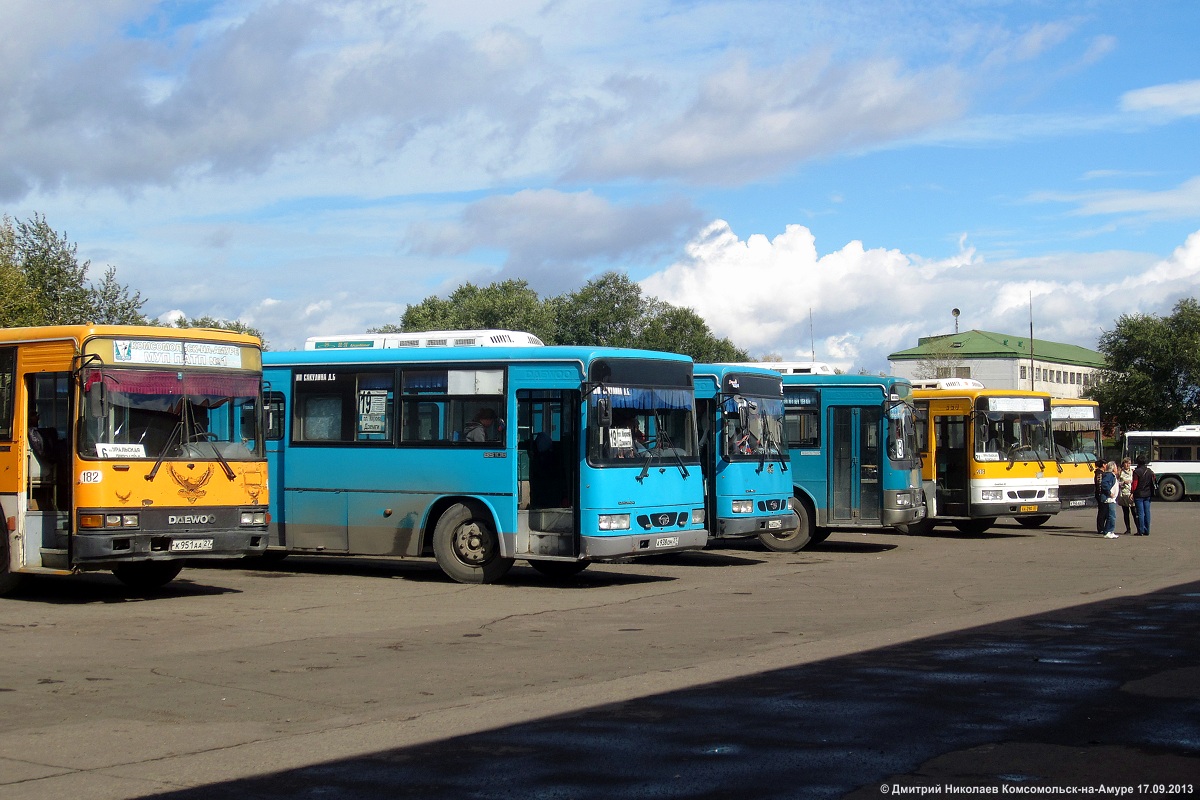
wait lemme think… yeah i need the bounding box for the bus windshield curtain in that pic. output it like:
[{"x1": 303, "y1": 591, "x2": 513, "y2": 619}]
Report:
[
  {"x1": 606, "y1": 387, "x2": 693, "y2": 411},
  {"x1": 85, "y1": 369, "x2": 259, "y2": 407}
]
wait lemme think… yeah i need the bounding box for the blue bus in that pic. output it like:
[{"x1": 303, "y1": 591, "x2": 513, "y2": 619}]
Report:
[
  {"x1": 693, "y1": 364, "x2": 799, "y2": 547},
  {"x1": 261, "y1": 344, "x2": 708, "y2": 583},
  {"x1": 750, "y1": 365, "x2": 925, "y2": 548}
]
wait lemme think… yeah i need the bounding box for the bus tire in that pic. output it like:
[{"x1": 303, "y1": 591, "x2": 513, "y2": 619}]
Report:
[
  {"x1": 529, "y1": 559, "x2": 590, "y2": 580},
  {"x1": 432, "y1": 503, "x2": 514, "y2": 584},
  {"x1": 757, "y1": 501, "x2": 813, "y2": 552},
  {"x1": 1157, "y1": 476, "x2": 1184, "y2": 502},
  {"x1": 1015, "y1": 514, "x2": 1052, "y2": 528},
  {"x1": 1, "y1": 527, "x2": 25, "y2": 597},
  {"x1": 953, "y1": 518, "x2": 996, "y2": 535},
  {"x1": 113, "y1": 561, "x2": 184, "y2": 591}
]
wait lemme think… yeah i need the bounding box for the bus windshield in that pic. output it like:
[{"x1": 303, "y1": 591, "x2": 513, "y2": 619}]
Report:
[
  {"x1": 887, "y1": 401, "x2": 919, "y2": 463},
  {"x1": 1053, "y1": 426, "x2": 1100, "y2": 463},
  {"x1": 720, "y1": 395, "x2": 788, "y2": 462},
  {"x1": 82, "y1": 368, "x2": 263, "y2": 460},
  {"x1": 973, "y1": 397, "x2": 1053, "y2": 462},
  {"x1": 589, "y1": 386, "x2": 699, "y2": 466}
]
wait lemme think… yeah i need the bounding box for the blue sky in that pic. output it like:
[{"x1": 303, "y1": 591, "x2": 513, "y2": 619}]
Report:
[{"x1": 3, "y1": 0, "x2": 1199, "y2": 371}]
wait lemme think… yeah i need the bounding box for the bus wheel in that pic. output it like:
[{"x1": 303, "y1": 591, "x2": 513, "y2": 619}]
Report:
[
  {"x1": 953, "y1": 518, "x2": 996, "y2": 535},
  {"x1": 113, "y1": 561, "x2": 184, "y2": 591},
  {"x1": 433, "y1": 504, "x2": 515, "y2": 584},
  {"x1": 529, "y1": 560, "x2": 590, "y2": 580},
  {"x1": 1, "y1": 529, "x2": 25, "y2": 597},
  {"x1": 758, "y1": 502, "x2": 813, "y2": 552},
  {"x1": 1015, "y1": 515, "x2": 1052, "y2": 528},
  {"x1": 1157, "y1": 476, "x2": 1184, "y2": 502}
]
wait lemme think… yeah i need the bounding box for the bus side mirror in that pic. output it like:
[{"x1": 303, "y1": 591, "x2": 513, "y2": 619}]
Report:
[{"x1": 87, "y1": 382, "x2": 108, "y2": 419}]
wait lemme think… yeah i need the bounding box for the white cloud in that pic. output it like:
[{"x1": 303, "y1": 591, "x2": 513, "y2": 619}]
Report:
[
  {"x1": 407, "y1": 189, "x2": 705, "y2": 293},
  {"x1": 572, "y1": 54, "x2": 965, "y2": 184},
  {"x1": 1121, "y1": 79, "x2": 1200, "y2": 119},
  {"x1": 642, "y1": 222, "x2": 1200, "y2": 372}
]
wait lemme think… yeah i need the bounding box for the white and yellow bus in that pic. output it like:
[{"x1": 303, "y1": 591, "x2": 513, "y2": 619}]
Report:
[
  {"x1": 1, "y1": 325, "x2": 269, "y2": 595},
  {"x1": 1051, "y1": 398, "x2": 1101, "y2": 510},
  {"x1": 910, "y1": 379, "x2": 1060, "y2": 534}
]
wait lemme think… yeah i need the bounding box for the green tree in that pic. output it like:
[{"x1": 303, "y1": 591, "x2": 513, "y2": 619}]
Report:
[
  {"x1": 375, "y1": 270, "x2": 748, "y2": 362},
  {"x1": 173, "y1": 315, "x2": 269, "y2": 349},
  {"x1": 377, "y1": 280, "x2": 556, "y2": 343},
  {"x1": 0, "y1": 214, "x2": 148, "y2": 326},
  {"x1": 1086, "y1": 298, "x2": 1200, "y2": 430},
  {"x1": 549, "y1": 272, "x2": 649, "y2": 347},
  {"x1": 638, "y1": 305, "x2": 749, "y2": 362}
]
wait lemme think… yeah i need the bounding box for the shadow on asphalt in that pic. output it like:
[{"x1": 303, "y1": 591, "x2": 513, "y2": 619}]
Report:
[
  {"x1": 146, "y1": 581, "x2": 1200, "y2": 799},
  {"x1": 4, "y1": 572, "x2": 241, "y2": 604}
]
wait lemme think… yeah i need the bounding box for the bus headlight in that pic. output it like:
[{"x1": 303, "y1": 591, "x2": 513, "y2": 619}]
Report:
[
  {"x1": 731, "y1": 500, "x2": 753, "y2": 514},
  {"x1": 598, "y1": 513, "x2": 630, "y2": 531},
  {"x1": 81, "y1": 513, "x2": 140, "y2": 529},
  {"x1": 691, "y1": 508, "x2": 705, "y2": 525},
  {"x1": 896, "y1": 493, "x2": 913, "y2": 508},
  {"x1": 240, "y1": 510, "x2": 267, "y2": 526},
  {"x1": 1046, "y1": 487, "x2": 1058, "y2": 500},
  {"x1": 981, "y1": 489, "x2": 1003, "y2": 501}
]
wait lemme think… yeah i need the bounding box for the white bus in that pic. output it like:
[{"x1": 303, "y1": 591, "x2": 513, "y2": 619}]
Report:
[{"x1": 1122, "y1": 425, "x2": 1200, "y2": 502}]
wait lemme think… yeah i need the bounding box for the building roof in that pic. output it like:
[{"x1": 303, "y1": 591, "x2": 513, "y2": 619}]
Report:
[{"x1": 887, "y1": 329, "x2": 1105, "y2": 368}]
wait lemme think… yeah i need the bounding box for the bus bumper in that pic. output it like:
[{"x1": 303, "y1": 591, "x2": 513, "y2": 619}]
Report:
[
  {"x1": 971, "y1": 501, "x2": 1062, "y2": 517},
  {"x1": 71, "y1": 529, "x2": 268, "y2": 567},
  {"x1": 713, "y1": 513, "x2": 797, "y2": 539},
  {"x1": 882, "y1": 503, "x2": 925, "y2": 527},
  {"x1": 582, "y1": 528, "x2": 709, "y2": 560}
]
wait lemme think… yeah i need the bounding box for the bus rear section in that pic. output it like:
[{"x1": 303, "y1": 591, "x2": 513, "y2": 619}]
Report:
[
  {"x1": 692, "y1": 365, "x2": 798, "y2": 549},
  {"x1": 913, "y1": 380, "x2": 1061, "y2": 534},
  {"x1": 1, "y1": 326, "x2": 269, "y2": 596},
  {"x1": 1051, "y1": 398, "x2": 1101, "y2": 509},
  {"x1": 1123, "y1": 426, "x2": 1200, "y2": 502},
  {"x1": 263, "y1": 346, "x2": 708, "y2": 584}
]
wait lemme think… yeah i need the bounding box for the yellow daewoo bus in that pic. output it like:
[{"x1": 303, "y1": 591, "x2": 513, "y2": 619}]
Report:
[
  {"x1": 910, "y1": 379, "x2": 1061, "y2": 534},
  {"x1": 1051, "y1": 398, "x2": 1101, "y2": 510},
  {"x1": 1, "y1": 325, "x2": 268, "y2": 595}
]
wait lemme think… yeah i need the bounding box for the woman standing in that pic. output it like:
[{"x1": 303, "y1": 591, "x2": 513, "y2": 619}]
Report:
[{"x1": 1117, "y1": 457, "x2": 1137, "y2": 534}]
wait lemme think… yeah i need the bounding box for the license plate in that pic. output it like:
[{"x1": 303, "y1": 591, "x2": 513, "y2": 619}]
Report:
[
  {"x1": 767, "y1": 519, "x2": 782, "y2": 529},
  {"x1": 1069, "y1": 499, "x2": 1085, "y2": 507},
  {"x1": 1019, "y1": 505, "x2": 1038, "y2": 513},
  {"x1": 171, "y1": 538, "x2": 214, "y2": 552},
  {"x1": 655, "y1": 536, "x2": 680, "y2": 548}
]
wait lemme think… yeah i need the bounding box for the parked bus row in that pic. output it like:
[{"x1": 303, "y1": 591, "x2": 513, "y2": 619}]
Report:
[{"x1": 16, "y1": 324, "x2": 1182, "y2": 596}]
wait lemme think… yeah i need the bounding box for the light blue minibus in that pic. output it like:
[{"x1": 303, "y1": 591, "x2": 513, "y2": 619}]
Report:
[
  {"x1": 747, "y1": 364, "x2": 925, "y2": 548},
  {"x1": 262, "y1": 343, "x2": 708, "y2": 583},
  {"x1": 692, "y1": 364, "x2": 799, "y2": 548}
]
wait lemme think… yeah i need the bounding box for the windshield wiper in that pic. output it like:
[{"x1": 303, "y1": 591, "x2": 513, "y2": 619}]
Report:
[
  {"x1": 145, "y1": 422, "x2": 183, "y2": 482},
  {"x1": 1006, "y1": 445, "x2": 1045, "y2": 472}
]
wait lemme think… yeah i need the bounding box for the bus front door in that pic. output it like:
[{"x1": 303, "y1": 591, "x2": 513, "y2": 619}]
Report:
[
  {"x1": 830, "y1": 406, "x2": 882, "y2": 524},
  {"x1": 933, "y1": 414, "x2": 969, "y2": 516}
]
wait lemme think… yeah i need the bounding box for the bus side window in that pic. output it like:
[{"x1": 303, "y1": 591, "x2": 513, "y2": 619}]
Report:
[
  {"x1": 0, "y1": 346, "x2": 15, "y2": 441},
  {"x1": 264, "y1": 391, "x2": 285, "y2": 441}
]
